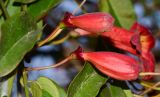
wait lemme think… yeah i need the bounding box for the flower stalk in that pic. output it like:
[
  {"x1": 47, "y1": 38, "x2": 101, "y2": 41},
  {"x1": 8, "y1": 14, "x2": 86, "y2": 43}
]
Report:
[{"x1": 25, "y1": 54, "x2": 73, "y2": 71}]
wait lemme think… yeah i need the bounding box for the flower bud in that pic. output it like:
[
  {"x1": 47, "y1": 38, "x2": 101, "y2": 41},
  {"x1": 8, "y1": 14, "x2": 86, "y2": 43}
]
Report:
[
  {"x1": 62, "y1": 12, "x2": 114, "y2": 33},
  {"x1": 72, "y1": 48, "x2": 140, "y2": 80}
]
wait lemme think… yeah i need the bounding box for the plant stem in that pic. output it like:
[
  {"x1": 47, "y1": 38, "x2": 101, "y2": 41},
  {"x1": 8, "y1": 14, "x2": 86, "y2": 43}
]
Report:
[
  {"x1": 49, "y1": 34, "x2": 69, "y2": 45},
  {"x1": 26, "y1": 55, "x2": 73, "y2": 71},
  {"x1": 140, "y1": 82, "x2": 160, "y2": 96},
  {"x1": 139, "y1": 72, "x2": 160, "y2": 76},
  {"x1": 38, "y1": 25, "x2": 63, "y2": 47},
  {"x1": 73, "y1": 0, "x2": 86, "y2": 15},
  {"x1": 22, "y1": 70, "x2": 29, "y2": 97},
  {"x1": 0, "y1": 0, "x2": 9, "y2": 19},
  {"x1": 21, "y1": 4, "x2": 27, "y2": 11}
]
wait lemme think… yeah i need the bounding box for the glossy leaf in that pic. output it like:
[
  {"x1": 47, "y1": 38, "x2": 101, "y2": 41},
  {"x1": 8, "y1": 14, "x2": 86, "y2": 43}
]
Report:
[
  {"x1": 67, "y1": 62, "x2": 108, "y2": 97},
  {"x1": 28, "y1": 0, "x2": 62, "y2": 20},
  {"x1": 30, "y1": 81, "x2": 42, "y2": 97},
  {"x1": 99, "y1": 0, "x2": 136, "y2": 29},
  {"x1": 14, "y1": 0, "x2": 37, "y2": 4},
  {"x1": 0, "y1": 12, "x2": 38, "y2": 77},
  {"x1": 37, "y1": 77, "x2": 66, "y2": 97}
]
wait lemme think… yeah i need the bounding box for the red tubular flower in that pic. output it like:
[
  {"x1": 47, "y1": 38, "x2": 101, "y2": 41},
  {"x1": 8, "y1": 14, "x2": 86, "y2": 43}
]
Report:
[
  {"x1": 130, "y1": 22, "x2": 155, "y2": 80},
  {"x1": 130, "y1": 22, "x2": 155, "y2": 52},
  {"x1": 72, "y1": 47, "x2": 140, "y2": 81},
  {"x1": 62, "y1": 12, "x2": 114, "y2": 33},
  {"x1": 140, "y1": 51, "x2": 155, "y2": 80},
  {"x1": 74, "y1": 28, "x2": 97, "y2": 36},
  {"x1": 101, "y1": 26, "x2": 141, "y2": 55}
]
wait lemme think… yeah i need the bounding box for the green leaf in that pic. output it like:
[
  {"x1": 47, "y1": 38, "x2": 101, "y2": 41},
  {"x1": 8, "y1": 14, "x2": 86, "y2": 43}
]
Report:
[
  {"x1": 30, "y1": 81, "x2": 42, "y2": 97},
  {"x1": 104, "y1": 81, "x2": 133, "y2": 97},
  {"x1": 14, "y1": 0, "x2": 37, "y2": 4},
  {"x1": 7, "y1": 0, "x2": 21, "y2": 16},
  {"x1": 67, "y1": 62, "x2": 108, "y2": 97},
  {"x1": 28, "y1": 0, "x2": 62, "y2": 20},
  {"x1": 97, "y1": 87, "x2": 109, "y2": 97},
  {"x1": 98, "y1": 0, "x2": 110, "y2": 13},
  {"x1": 0, "y1": 75, "x2": 15, "y2": 97},
  {"x1": 37, "y1": 77, "x2": 66, "y2": 97},
  {"x1": 7, "y1": 75, "x2": 15, "y2": 97},
  {"x1": 123, "y1": 89, "x2": 133, "y2": 97},
  {"x1": 99, "y1": 0, "x2": 136, "y2": 29},
  {"x1": 42, "y1": 90, "x2": 52, "y2": 97},
  {"x1": 107, "y1": 84, "x2": 127, "y2": 97},
  {"x1": 23, "y1": 71, "x2": 30, "y2": 97},
  {"x1": 0, "y1": 12, "x2": 38, "y2": 77},
  {"x1": 109, "y1": 0, "x2": 136, "y2": 29}
]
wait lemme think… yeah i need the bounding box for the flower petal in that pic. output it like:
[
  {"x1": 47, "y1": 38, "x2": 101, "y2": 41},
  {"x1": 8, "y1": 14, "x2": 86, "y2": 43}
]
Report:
[
  {"x1": 62, "y1": 12, "x2": 114, "y2": 33},
  {"x1": 80, "y1": 52, "x2": 140, "y2": 80},
  {"x1": 101, "y1": 26, "x2": 141, "y2": 55},
  {"x1": 140, "y1": 51, "x2": 155, "y2": 80}
]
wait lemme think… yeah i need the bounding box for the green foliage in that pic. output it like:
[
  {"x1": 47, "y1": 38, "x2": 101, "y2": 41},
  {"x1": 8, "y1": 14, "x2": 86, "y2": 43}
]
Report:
[
  {"x1": 67, "y1": 62, "x2": 108, "y2": 97},
  {"x1": 30, "y1": 77, "x2": 66, "y2": 97},
  {"x1": 99, "y1": 0, "x2": 136, "y2": 29},
  {"x1": 106, "y1": 84, "x2": 127, "y2": 97},
  {"x1": 0, "y1": 12, "x2": 38, "y2": 77},
  {"x1": 30, "y1": 81, "x2": 42, "y2": 97},
  {"x1": 28, "y1": 0, "x2": 62, "y2": 20},
  {"x1": 7, "y1": 0, "x2": 21, "y2": 16}
]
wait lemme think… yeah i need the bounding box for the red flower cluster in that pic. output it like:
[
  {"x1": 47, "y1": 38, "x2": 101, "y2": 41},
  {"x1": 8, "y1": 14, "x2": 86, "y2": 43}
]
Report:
[{"x1": 62, "y1": 12, "x2": 155, "y2": 80}]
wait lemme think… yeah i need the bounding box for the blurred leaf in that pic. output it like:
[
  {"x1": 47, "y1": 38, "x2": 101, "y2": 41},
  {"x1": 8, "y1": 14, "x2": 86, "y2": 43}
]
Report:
[
  {"x1": 108, "y1": 0, "x2": 136, "y2": 29},
  {"x1": 99, "y1": 0, "x2": 136, "y2": 29},
  {"x1": 37, "y1": 77, "x2": 66, "y2": 97},
  {"x1": 59, "y1": 87, "x2": 67, "y2": 97},
  {"x1": 42, "y1": 90, "x2": 52, "y2": 97},
  {"x1": 123, "y1": 89, "x2": 133, "y2": 97},
  {"x1": 30, "y1": 81, "x2": 42, "y2": 97},
  {"x1": 67, "y1": 62, "x2": 108, "y2": 97},
  {"x1": 141, "y1": 81, "x2": 160, "y2": 91},
  {"x1": 0, "y1": 0, "x2": 9, "y2": 16},
  {"x1": 0, "y1": 12, "x2": 38, "y2": 77},
  {"x1": 7, "y1": 0, "x2": 21, "y2": 16},
  {"x1": 23, "y1": 71, "x2": 29, "y2": 97},
  {"x1": 98, "y1": 0, "x2": 110, "y2": 12},
  {"x1": 7, "y1": 75, "x2": 15, "y2": 97},
  {"x1": 97, "y1": 87, "x2": 109, "y2": 97},
  {"x1": 0, "y1": 75, "x2": 15, "y2": 97},
  {"x1": 105, "y1": 83, "x2": 127, "y2": 97},
  {"x1": 28, "y1": 0, "x2": 62, "y2": 20},
  {"x1": 14, "y1": 0, "x2": 37, "y2": 4}
]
